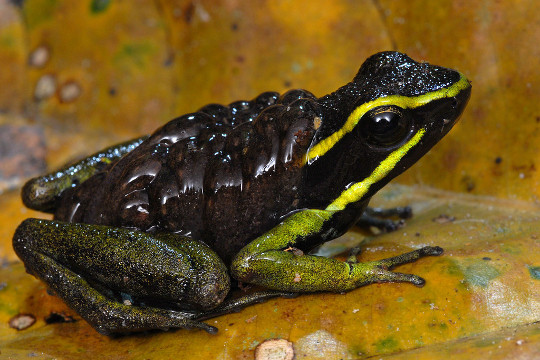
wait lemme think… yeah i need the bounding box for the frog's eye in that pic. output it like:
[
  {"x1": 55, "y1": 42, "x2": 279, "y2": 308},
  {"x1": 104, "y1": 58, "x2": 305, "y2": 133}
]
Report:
[{"x1": 358, "y1": 106, "x2": 411, "y2": 147}]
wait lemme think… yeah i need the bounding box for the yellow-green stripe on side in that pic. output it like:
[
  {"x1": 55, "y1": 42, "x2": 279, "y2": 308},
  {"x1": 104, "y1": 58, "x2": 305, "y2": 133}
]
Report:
[
  {"x1": 325, "y1": 128, "x2": 425, "y2": 211},
  {"x1": 305, "y1": 74, "x2": 470, "y2": 164}
]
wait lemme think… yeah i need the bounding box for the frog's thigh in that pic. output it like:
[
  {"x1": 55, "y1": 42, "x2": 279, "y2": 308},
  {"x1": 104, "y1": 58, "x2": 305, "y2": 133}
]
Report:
[
  {"x1": 13, "y1": 218, "x2": 229, "y2": 334},
  {"x1": 231, "y1": 209, "x2": 443, "y2": 292}
]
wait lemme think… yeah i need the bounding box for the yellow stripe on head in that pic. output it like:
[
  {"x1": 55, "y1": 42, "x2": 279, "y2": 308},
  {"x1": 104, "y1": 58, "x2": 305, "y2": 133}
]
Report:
[
  {"x1": 325, "y1": 128, "x2": 426, "y2": 211},
  {"x1": 305, "y1": 74, "x2": 470, "y2": 165}
]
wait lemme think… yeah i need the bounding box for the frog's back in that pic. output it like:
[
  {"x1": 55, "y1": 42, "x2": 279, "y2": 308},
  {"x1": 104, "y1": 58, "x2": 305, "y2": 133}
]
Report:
[{"x1": 55, "y1": 90, "x2": 320, "y2": 261}]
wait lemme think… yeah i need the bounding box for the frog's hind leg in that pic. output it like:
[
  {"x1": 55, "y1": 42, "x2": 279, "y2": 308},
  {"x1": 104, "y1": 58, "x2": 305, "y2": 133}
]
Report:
[
  {"x1": 19, "y1": 250, "x2": 217, "y2": 334},
  {"x1": 13, "y1": 218, "x2": 229, "y2": 335},
  {"x1": 22, "y1": 136, "x2": 147, "y2": 213},
  {"x1": 356, "y1": 206, "x2": 412, "y2": 232}
]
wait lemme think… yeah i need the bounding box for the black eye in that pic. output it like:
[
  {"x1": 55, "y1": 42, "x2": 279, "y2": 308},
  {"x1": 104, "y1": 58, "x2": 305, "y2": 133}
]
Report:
[{"x1": 358, "y1": 106, "x2": 411, "y2": 147}]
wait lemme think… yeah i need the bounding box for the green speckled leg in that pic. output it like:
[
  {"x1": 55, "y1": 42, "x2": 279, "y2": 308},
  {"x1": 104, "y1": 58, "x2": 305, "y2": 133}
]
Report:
[
  {"x1": 22, "y1": 136, "x2": 147, "y2": 212},
  {"x1": 13, "y1": 218, "x2": 229, "y2": 335},
  {"x1": 27, "y1": 253, "x2": 216, "y2": 334},
  {"x1": 231, "y1": 209, "x2": 442, "y2": 292}
]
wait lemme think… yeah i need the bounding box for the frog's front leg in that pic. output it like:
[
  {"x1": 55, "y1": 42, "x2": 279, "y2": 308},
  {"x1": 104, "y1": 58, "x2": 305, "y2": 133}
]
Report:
[
  {"x1": 13, "y1": 218, "x2": 229, "y2": 334},
  {"x1": 231, "y1": 209, "x2": 442, "y2": 292}
]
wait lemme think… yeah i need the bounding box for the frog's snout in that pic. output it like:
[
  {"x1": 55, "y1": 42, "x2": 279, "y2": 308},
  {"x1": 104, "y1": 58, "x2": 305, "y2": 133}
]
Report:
[
  {"x1": 453, "y1": 81, "x2": 472, "y2": 114},
  {"x1": 439, "y1": 78, "x2": 472, "y2": 129}
]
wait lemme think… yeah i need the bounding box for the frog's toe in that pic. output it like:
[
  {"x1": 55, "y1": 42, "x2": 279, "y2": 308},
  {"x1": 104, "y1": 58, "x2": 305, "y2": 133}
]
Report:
[
  {"x1": 371, "y1": 267, "x2": 426, "y2": 287},
  {"x1": 382, "y1": 219, "x2": 406, "y2": 232},
  {"x1": 356, "y1": 214, "x2": 405, "y2": 233},
  {"x1": 196, "y1": 290, "x2": 297, "y2": 321},
  {"x1": 357, "y1": 206, "x2": 414, "y2": 233},
  {"x1": 349, "y1": 246, "x2": 443, "y2": 288},
  {"x1": 197, "y1": 323, "x2": 218, "y2": 334},
  {"x1": 161, "y1": 312, "x2": 218, "y2": 334},
  {"x1": 396, "y1": 206, "x2": 413, "y2": 219},
  {"x1": 374, "y1": 246, "x2": 444, "y2": 269},
  {"x1": 423, "y1": 246, "x2": 444, "y2": 256}
]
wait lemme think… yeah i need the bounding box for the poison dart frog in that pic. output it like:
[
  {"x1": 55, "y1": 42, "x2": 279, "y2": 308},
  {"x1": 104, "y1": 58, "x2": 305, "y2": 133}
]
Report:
[{"x1": 14, "y1": 51, "x2": 471, "y2": 335}]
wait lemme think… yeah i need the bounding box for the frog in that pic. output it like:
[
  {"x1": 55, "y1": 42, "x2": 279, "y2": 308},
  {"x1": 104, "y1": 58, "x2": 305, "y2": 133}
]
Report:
[{"x1": 13, "y1": 51, "x2": 471, "y2": 335}]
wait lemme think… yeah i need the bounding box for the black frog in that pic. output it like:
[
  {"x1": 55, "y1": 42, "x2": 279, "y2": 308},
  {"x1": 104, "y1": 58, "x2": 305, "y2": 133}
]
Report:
[{"x1": 14, "y1": 51, "x2": 471, "y2": 335}]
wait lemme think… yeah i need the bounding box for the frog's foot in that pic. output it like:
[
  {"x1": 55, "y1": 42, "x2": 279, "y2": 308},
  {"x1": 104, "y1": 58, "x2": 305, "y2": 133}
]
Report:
[
  {"x1": 196, "y1": 290, "x2": 297, "y2": 321},
  {"x1": 232, "y1": 209, "x2": 443, "y2": 293},
  {"x1": 356, "y1": 206, "x2": 413, "y2": 232},
  {"x1": 356, "y1": 246, "x2": 444, "y2": 287}
]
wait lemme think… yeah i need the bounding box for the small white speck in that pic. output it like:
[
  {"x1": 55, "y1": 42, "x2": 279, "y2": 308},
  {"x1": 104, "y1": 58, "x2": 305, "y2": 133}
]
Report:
[
  {"x1": 81, "y1": 58, "x2": 92, "y2": 68},
  {"x1": 196, "y1": 3, "x2": 210, "y2": 22},
  {"x1": 29, "y1": 45, "x2": 50, "y2": 67},
  {"x1": 146, "y1": 17, "x2": 157, "y2": 27},
  {"x1": 59, "y1": 81, "x2": 82, "y2": 102},
  {"x1": 34, "y1": 74, "x2": 57, "y2": 100}
]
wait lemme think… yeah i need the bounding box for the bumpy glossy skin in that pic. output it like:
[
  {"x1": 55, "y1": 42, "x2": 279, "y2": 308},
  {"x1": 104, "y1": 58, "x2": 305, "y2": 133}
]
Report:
[
  {"x1": 14, "y1": 52, "x2": 471, "y2": 335},
  {"x1": 53, "y1": 89, "x2": 320, "y2": 263}
]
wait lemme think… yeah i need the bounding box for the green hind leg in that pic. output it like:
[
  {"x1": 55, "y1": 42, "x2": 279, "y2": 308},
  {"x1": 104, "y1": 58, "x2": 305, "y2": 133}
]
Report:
[{"x1": 13, "y1": 218, "x2": 229, "y2": 335}]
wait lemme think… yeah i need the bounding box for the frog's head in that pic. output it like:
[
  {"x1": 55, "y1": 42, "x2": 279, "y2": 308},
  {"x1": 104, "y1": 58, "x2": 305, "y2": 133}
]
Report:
[{"x1": 304, "y1": 51, "x2": 471, "y2": 210}]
